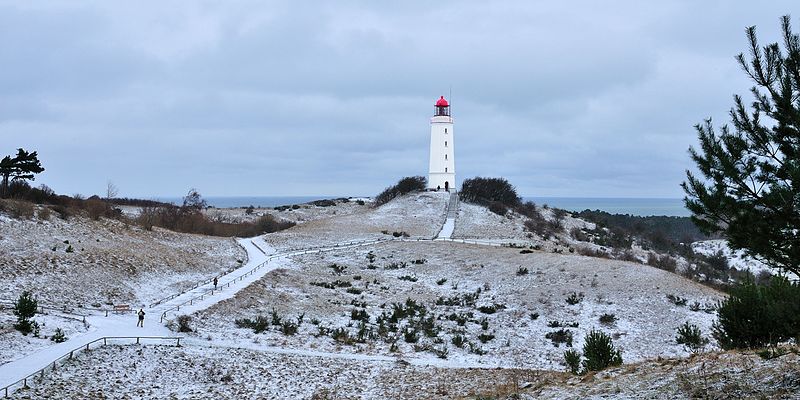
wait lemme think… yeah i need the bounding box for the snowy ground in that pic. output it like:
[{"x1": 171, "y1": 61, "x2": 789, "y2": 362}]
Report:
[
  {"x1": 0, "y1": 212, "x2": 244, "y2": 307},
  {"x1": 190, "y1": 240, "x2": 722, "y2": 371},
  {"x1": 262, "y1": 192, "x2": 448, "y2": 250},
  {"x1": 0, "y1": 310, "x2": 87, "y2": 366},
  {"x1": 4, "y1": 193, "x2": 782, "y2": 399},
  {"x1": 692, "y1": 239, "x2": 772, "y2": 276}
]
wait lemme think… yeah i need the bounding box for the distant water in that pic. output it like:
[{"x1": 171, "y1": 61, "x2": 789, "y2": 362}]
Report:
[
  {"x1": 525, "y1": 197, "x2": 689, "y2": 217},
  {"x1": 154, "y1": 196, "x2": 342, "y2": 209},
  {"x1": 155, "y1": 196, "x2": 689, "y2": 217}
]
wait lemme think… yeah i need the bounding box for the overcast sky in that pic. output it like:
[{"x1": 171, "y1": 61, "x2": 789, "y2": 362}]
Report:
[{"x1": 0, "y1": 1, "x2": 795, "y2": 198}]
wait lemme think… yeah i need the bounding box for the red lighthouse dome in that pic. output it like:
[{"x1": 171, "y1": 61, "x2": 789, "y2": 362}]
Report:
[{"x1": 435, "y1": 96, "x2": 449, "y2": 107}]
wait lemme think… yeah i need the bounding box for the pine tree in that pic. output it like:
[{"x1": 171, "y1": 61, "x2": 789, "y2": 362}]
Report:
[
  {"x1": 13, "y1": 291, "x2": 38, "y2": 335},
  {"x1": 682, "y1": 16, "x2": 800, "y2": 278},
  {"x1": 0, "y1": 148, "x2": 45, "y2": 197}
]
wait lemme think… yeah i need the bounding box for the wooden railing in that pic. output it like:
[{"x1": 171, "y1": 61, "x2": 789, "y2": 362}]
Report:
[{"x1": 1, "y1": 336, "x2": 182, "y2": 398}]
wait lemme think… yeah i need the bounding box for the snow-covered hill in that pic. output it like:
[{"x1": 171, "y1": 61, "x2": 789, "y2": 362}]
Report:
[{"x1": 4, "y1": 193, "x2": 777, "y2": 399}]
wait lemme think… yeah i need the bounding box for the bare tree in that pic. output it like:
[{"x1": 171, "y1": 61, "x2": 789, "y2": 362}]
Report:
[{"x1": 106, "y1": 180, "x2": 119, "y2": 199}]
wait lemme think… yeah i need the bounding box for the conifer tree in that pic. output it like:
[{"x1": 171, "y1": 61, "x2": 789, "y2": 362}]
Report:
[
  {"x1": 0, "y1": 148, "x2": 45, "y2": 197},
  {"x1": 683, "y1": 16, "x2": 800, "y2": 278}
]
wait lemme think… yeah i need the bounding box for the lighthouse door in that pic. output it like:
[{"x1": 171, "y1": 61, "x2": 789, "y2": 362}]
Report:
[{"x1": 444, "y1": 181, "x2": 450, "y2": 192}]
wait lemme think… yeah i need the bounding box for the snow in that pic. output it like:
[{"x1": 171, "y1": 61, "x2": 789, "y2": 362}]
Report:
[
  {"x1": 436, "y1": 218, "x2": 455, "y2": 239},
  {"x1": 1, "y1": 196, "x2": 767, "y2": 399},
  {"x1": 692, "y1": 239, "x2": 772, "y2": 276}
]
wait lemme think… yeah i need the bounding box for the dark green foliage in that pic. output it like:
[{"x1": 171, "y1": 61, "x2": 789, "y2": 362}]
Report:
[
  {"x1": 516, "y1": 267, "x2": 529, "y2": 276},
  {"x1": 676, "y1": 322, "x2": 709, "y2": 351},
  {"x1": 50, "y1": 328, "x2": 67, "y2": 343},
  {"x1": 280, "y1": 320, "x2": 298, "y2": 335},
  {"x1": 564, "y1": 348, "x2": 582, "y2": 375},
  {"x1": 403, "y1": 326, "x2": 419, "y2": 343},
  {"x1": 566, "y1": 292, "x2": 584, "y2": 305},
  {"x1": 599, "y1": 313, "x2": 617, "y2": 325},
  {"x1": 576, "y1": 210, "x2": 708, "y2": 255},
  {"x1": 176, "y1": 315, "x2": 193, "y2": 333},
  {"x1": 667, "y1": 294, "x2": 688, "y2": 306},
  {"x1": 328, "y1": 263, "x2": 347, "y2": 274},
  {"x1": 451, "y1": 334, "x2": 466, "y2": 348},
  {"x1": 345, "y1": 287, "x2": 362, "y2": 295},
  {"x1": 713, "y1": 276, "x2": 800, "y2": 349},
  {"x1": 235, "y1": 315, "x2": 270, "y2": 334},
  {"x1": 477, "y1": 333, "x2": 495, "y2": 343},
  {"x1": 374, "y1": 176, "x2": 427, "y2": 207},
  {"x1": 530, "y1": 312, "x2": 539, "y2": 320},
  {"x1": 350, "y1": 309, "x2": 369, "y2": 322},
  {"x1": 477, "y1": 304, "x2": 505, "y2": 314},
  {"x1": 545, "y1": 329, "x2": 573, "y2": 347},
  {"x1": 398, "y1": 275, "x2": 418, "y2": 282},
  {"x1": 459, "y1": 177, "x2": 521, "y2": 211},
  {"x1": 436, "y1": 278, "x2": 447, "y2": 285},
  {"x1": 13, "y1": 291, "x2": 37, "y2": 335},
  {"x1": 582, "y1": 329, "x2": 623, "y2": 372},
  {"x1": 0, "y1": 148, "x2": 45, "y2": 198},
  {"x1": 682, "y1": 16, "x2": 800, "y2": 278}
]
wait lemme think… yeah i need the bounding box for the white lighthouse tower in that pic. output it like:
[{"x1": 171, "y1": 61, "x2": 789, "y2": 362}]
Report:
[{"x1": 428, "y1": 96, "x2": 455, "y2": 191}]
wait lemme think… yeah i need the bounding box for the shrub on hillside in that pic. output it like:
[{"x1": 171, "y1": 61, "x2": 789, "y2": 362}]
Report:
[
  {"x1": 713, "y1": 276, "x2": 800, "y2": 349},
  {"x1": 374, "y1": 176, "x2": 427, "y2": 207},
  {"x1": 676, "y1": 322, "x2": 708, "y2": 351},
  {"x1": 13, "y1": 291, "x2": 38, "y2": 335},
  {"x1": 459, "y1": 177, "x2": 521, "y2": 211},
  {"x1": 0, "y1": 199, "x2": 35, "y2": 219},
  {"x1": 50, "y1": 327, "x2": 67, "y2": 343},
  {"x1": 582, "y1": 329, "x2": 623, "y2": 372}
]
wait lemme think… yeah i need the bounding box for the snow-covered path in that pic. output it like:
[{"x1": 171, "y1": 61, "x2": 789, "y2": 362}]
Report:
[
  {"x1": 435, "y1": 192, "x2": 458, "y2": 239},
  {"x1": 1, "y1": 228, "x2": 516, "y2": 394},
  {"x1": 0, "y1": 236, "x2": 274, "y2": 392},
  {"x1": 0, "y1": 236, "x2": 408, "y2": 393}
]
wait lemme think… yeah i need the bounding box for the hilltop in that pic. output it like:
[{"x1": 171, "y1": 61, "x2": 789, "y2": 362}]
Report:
[{"x1": 0, "y1": 192, "x2": 794, "y2": 399}]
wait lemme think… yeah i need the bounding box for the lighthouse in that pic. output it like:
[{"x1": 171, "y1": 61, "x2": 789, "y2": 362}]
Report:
[{"x1": 428, "y1": 96, "x2": 455, "y2": 191}]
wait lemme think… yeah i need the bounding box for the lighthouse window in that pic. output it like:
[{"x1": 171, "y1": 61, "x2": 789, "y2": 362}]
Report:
[
  {"x1": 445, "y1": 141, "x2": 447, "y2": 147},
  {"x1": 445, "y1": 154, "x2": 447, "y2": 160},
  {"x1": 445, "y1": 128, "x2": 448, "y2": 133},
  {"x1": 445, "y1": 167, "x2": 448, "y2": 172}
]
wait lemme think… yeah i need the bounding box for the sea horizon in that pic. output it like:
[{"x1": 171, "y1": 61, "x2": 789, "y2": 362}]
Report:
[{"x1": 151, "y1": 195, "x2": 690, "y2": 217}]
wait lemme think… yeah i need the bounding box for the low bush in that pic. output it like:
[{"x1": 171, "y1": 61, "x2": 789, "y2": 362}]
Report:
[
  {"x1": 599, "y1": 313, "x2": 617, "y2": 325},
  {"x1": 675, "y1": 322, "x2": 708, "y2": 351},
  {"x1": 713, "y1": 276, "x2": 800, "y2": 349},
  {"x1": 50, "y1": 327, "x2": 67, "y2": 343},
  {"x1": 565, "y1": 292, "x2": 584, "y2": 305},
  {"x1": 564, "y1": 348, "x2": 582, "y2": 374},
  {"x1": 459, "y1": 177, "x2": 521, "y2": 209},
  {"x1": 235, "y1": 315, "x2": 270, "y2": 334},
  {"x1": 545, "y1": 329, "x2": 573, "y2": 347},
  {"x1": 516, "y1": 267, "x2": 529, "y2": 276},
  {"x1": 176, "y1": 315, "x2": 193, "y2": 333},
  {"x1": 374, "y1": 176, "x2": 427, "y2": 207},
  {"x1": 582, "y1": 329, "x2": 623, "y2": 372}
]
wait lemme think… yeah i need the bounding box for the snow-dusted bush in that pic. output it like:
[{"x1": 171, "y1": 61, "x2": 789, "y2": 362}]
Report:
[
  {"x1": 176, "y1": 315, "x2": 193, "y2": 333},
  {"x1": 675, "y1": 322, "x2": 708, "y2": 351},
  {"x1": 582, "y1": 329, "x2": 623, "y2": 372},
  {"x1": 51, "y1": 327, "x2": 67, "y2": 343},
  {"x1": 13, "y1": 291, "x2": 38, "y2": 335},
  {"x1": 713, "y1": 276, "x2": 800, "y2": 349},
  {"x1": 374, "y1": 176, "x2": 427, "y2": 207},
  {"x1": 564, "y1": 348, "x2": 581, "y2": 374}
]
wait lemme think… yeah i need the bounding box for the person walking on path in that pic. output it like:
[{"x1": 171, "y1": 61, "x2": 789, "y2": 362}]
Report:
[
  {"x1": 137, "y1": 308, "x2": 145, "y2": 327},
  {"x1": 213, "y1": 276, "x2": 218, "y2": 290}
]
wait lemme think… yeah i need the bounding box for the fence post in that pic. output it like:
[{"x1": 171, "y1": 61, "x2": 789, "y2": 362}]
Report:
[
  {"x1": 69, "y1": 351, "x2": 73, "y2": 360},
  {"x1": 136, "y1": 337, "x2": 140, "y2": 344},
  {"x1": 104, "y1": 338, "x2": 107, "y2": 345}
]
